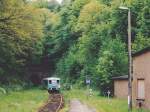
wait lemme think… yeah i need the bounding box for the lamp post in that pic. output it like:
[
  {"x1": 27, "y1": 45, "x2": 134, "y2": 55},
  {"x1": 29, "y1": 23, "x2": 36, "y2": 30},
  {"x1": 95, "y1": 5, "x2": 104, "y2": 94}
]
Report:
[{"x1": 119, "y1": 6, "x2": 132, "y2": 112}]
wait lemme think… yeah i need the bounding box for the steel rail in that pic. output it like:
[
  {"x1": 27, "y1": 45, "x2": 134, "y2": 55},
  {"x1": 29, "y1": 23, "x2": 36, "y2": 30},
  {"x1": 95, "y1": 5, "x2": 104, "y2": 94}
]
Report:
[{"x1": 56, "y1": 94, "x2": 63, "y2": 112}]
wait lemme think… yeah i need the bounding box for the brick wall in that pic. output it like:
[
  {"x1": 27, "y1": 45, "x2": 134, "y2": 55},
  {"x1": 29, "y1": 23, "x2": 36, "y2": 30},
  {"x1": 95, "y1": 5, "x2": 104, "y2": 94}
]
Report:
[{"x1": 133, "y1": 51, "x2": 150, "y2": 109}]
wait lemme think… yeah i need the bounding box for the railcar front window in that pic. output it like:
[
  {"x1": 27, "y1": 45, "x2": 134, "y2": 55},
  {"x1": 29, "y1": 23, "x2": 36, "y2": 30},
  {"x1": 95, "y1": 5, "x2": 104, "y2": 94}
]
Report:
[
  {"x1": 57, "y1": 80, "x2": 60, "y2": 84},
  {"x1": 49, "y1": 80, "x2": 52, "y2": 84}
]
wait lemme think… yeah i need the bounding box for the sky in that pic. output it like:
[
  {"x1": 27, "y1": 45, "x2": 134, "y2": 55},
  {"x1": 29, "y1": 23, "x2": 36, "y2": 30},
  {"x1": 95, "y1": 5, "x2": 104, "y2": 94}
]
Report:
[
  {"x1": 46, "y1": 0, "x2": 63, "y2": 4},
  {"x1": 56, "y1": 0, "x2": 63, "y2": 4},
  {"x1": 31, "y1": 0, "x2": 63, "y2": 4}
]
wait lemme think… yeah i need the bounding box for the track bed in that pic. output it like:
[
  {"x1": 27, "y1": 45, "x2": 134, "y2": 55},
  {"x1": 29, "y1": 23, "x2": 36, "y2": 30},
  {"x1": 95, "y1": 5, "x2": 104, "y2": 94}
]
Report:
[{"x1": 38, "y1": 93, "x2": 64, "y2": 112}]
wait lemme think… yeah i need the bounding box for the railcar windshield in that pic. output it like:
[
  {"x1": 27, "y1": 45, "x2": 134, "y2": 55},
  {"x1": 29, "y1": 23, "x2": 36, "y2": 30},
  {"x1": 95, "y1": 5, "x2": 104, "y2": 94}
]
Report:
[
  {"x1": 48, "y1": 80, "x2": 60, "y2": 84},
  {"x1": 57, "y1": 80, "x2": 60, "y2": 84}
]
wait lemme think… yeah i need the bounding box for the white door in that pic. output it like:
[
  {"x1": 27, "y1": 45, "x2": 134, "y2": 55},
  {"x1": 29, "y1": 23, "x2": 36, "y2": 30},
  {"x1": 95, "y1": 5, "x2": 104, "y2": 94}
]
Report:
[{"x1": 137, "y1": 79, "x2": 145, "y2": 99}]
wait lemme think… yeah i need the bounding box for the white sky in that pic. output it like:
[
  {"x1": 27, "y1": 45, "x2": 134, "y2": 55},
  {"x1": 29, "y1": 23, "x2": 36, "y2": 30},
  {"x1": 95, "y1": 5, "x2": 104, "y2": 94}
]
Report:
[
  {"x1": 31, "y1": 0, "x2": 63, "y2": 4},
  {"x1": 47, "y1": 0, "x2": 63, "y2": 4},
  {"x1": 56, "y1": 0, "x2": 63, "y2": 4}
]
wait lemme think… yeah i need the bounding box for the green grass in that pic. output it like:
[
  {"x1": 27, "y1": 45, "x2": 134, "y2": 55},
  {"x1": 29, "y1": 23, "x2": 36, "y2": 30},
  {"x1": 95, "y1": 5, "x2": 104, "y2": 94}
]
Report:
[
  {"x1": 61, "y1": 89, "x2": 150, "y2": 112},
  {"x1": 0, "y1": 88, "x2": 48, "y2": 112},
  {"x1": 1, "y1": 88, "x2": 149, "y2": 112}
]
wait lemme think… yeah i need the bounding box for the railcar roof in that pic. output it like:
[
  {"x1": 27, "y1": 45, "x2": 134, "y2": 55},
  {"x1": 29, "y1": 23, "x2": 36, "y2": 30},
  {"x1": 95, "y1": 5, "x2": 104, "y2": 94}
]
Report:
[{"x1": 43, "y1": 77, "x2": 60, "y2": 80}]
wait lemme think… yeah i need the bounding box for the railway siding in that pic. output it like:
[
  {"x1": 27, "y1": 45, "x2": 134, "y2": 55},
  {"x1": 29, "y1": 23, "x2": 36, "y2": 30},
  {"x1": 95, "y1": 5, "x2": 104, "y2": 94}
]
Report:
[{"x1": 38, "y1": 94, "x2": 64, "y2": 112}]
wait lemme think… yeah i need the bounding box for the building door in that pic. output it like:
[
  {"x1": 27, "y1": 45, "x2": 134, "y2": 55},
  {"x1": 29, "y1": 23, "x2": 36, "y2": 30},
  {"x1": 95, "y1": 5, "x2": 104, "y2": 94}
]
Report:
[{"x1": 137, "y1": 79, "x2": 145, "y2": 99}]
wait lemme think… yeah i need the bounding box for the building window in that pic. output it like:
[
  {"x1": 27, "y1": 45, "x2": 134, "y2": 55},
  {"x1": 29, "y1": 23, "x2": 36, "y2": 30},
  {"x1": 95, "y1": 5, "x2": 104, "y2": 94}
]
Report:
[{"x1": 137, "y1": 79, "x2": 145, "y2": 99}]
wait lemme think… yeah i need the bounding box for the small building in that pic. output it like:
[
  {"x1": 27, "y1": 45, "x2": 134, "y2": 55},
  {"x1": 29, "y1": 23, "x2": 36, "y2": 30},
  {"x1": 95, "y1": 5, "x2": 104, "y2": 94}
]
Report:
[
  {"x1": 113, "y1": 47, "x2": 150, "y2": 109},
  {"x1": 112, "y1": 75, "x2": 128, "y2": 99}
]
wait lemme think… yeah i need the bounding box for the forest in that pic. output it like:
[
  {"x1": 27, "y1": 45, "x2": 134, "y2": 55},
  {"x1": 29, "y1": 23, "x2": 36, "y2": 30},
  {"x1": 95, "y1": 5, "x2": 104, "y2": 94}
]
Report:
[{"x1": 0, "y1": 0, "x2": 149, "y2": 91}]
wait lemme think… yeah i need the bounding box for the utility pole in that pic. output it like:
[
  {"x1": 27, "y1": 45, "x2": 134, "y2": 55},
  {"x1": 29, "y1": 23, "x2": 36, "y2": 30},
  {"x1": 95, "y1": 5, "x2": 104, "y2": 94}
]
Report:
[
  {"x1": 119, "y1": 6, "x2": 132, "y2": 112},
  {"x1": 128, "y1": 9, "x2": 132, "y2": 112}
]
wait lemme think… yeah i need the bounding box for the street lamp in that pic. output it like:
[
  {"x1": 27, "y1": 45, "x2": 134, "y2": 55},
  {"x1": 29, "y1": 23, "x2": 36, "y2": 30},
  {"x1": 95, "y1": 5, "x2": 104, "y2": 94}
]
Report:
[{"x1": 119, "y1": 6, "x2": 132, "y2": 112}]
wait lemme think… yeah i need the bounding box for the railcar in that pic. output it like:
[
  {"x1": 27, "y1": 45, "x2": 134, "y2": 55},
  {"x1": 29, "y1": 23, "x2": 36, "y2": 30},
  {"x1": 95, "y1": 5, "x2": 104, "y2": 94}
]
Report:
[{"x1": 42, "y1": 77, "x2": 60, "y2": 93}]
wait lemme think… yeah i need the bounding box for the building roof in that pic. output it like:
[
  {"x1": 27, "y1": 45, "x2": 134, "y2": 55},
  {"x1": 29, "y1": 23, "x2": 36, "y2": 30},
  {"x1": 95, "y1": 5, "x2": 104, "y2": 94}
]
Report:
[
  {"x1": 112, "y1": 75, "x2": 128, "y2": 80},
  {"x1": 132, "y1": 46, "x2": 150, "y2": 57},
  {"x1": 43, "y1": 77, "x2": 60, "y2": 80}
]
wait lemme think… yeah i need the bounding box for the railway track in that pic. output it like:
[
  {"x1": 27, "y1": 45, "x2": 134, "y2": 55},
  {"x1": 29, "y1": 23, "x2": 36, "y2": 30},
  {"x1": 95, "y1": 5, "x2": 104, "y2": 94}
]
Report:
[{"x1": 38, "y1": 93, "x2": 64, "y2": 112}]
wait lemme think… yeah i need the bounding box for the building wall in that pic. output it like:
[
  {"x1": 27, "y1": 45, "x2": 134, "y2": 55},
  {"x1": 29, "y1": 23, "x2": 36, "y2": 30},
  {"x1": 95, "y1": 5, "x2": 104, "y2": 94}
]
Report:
[
  {"x1": 114, "y1": 80, "x2": 128, "y2": 99},
  {"x1": 132, "y1": 51, "x2": 150, "y2": 109}
]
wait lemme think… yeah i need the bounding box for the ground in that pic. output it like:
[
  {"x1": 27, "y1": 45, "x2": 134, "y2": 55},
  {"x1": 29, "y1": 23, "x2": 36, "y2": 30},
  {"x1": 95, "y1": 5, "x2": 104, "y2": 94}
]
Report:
[
  {"x1": 0, "y1": 88, "x2": 150, "y2": 112},
  {"x1": 69, "y1": 99, "x2": 96, "y2": 112}
]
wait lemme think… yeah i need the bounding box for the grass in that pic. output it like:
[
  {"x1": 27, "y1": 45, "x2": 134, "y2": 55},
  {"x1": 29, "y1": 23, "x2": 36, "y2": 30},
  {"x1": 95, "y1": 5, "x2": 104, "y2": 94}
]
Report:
[
  {"x1": 0, "y1": 88, "x2": 48, "y2": 112},
  {"x1": 0, "y1": 88, "x2": 149, "y2": 112},
  {"x1": 61, "y1": 89, "x2": 150, "y2": 112}
]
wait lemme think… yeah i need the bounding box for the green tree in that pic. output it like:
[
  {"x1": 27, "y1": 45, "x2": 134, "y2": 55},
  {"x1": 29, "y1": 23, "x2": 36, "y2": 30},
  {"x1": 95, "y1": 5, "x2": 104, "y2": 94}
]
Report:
[
  {"x1": 0, "y1": 0, "x2": 44, "y2": 84},
  {"x1": 96, "y1": 38, "x2": 127, "y2": 90}
]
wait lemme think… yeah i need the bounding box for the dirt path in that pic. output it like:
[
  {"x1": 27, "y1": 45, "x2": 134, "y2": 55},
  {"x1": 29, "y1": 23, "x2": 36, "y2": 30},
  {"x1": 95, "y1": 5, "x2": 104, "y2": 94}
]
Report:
[{"x1": 69, "y1": 99, "x2": 96, "y2": 112}]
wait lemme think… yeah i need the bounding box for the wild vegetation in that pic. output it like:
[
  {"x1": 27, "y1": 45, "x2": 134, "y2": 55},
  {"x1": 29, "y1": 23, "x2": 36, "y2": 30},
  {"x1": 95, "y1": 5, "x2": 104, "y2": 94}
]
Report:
[
  {"x1": 0, "y1": 0, "x2": 149, "y2": 92},
  {"x1": 0, "y1": 88, "x2": 48, "y2": 112},
  {"x1": 53, "y1": 0, "x2": 150, "y2": 91}
]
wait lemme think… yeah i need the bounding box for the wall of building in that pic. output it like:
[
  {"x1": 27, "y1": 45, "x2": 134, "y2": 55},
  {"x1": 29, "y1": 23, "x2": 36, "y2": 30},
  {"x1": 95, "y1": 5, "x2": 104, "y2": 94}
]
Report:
[
  {"x1": 132, "y1": 51, "x2": 150, "y2": 109},
  {"x1": 114, "y1": 80, "x2": 128, "y2": 99}
]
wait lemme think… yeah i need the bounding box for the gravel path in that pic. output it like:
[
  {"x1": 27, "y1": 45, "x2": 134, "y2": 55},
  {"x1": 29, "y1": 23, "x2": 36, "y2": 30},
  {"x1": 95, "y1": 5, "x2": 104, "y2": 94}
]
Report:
[{"x1": 69, "y1": 99, "x2": 96, "y2": 112}]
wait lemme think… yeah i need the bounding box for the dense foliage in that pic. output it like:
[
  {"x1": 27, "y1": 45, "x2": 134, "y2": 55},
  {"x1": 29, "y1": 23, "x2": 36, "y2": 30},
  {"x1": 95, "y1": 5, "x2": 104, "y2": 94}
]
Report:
[
  {"x1": 0, "y1": 0, "x2": 45, "y2": 84},
  {"x1": 0, "y1": 0, "x2": 149, "y2": 91},
  {"x1": 54, "y1": 0, "x2": 150, "y2": 90}
]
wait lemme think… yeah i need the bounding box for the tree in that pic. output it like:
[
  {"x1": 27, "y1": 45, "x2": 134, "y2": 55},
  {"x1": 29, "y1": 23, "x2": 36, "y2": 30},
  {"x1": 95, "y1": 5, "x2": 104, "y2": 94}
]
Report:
[
  {"x1": 96, "y1": 38, "x2": 127, "y2": 90},
  {"x1": 0, "y1": 0, "x2": 44, "y2": 84}
]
